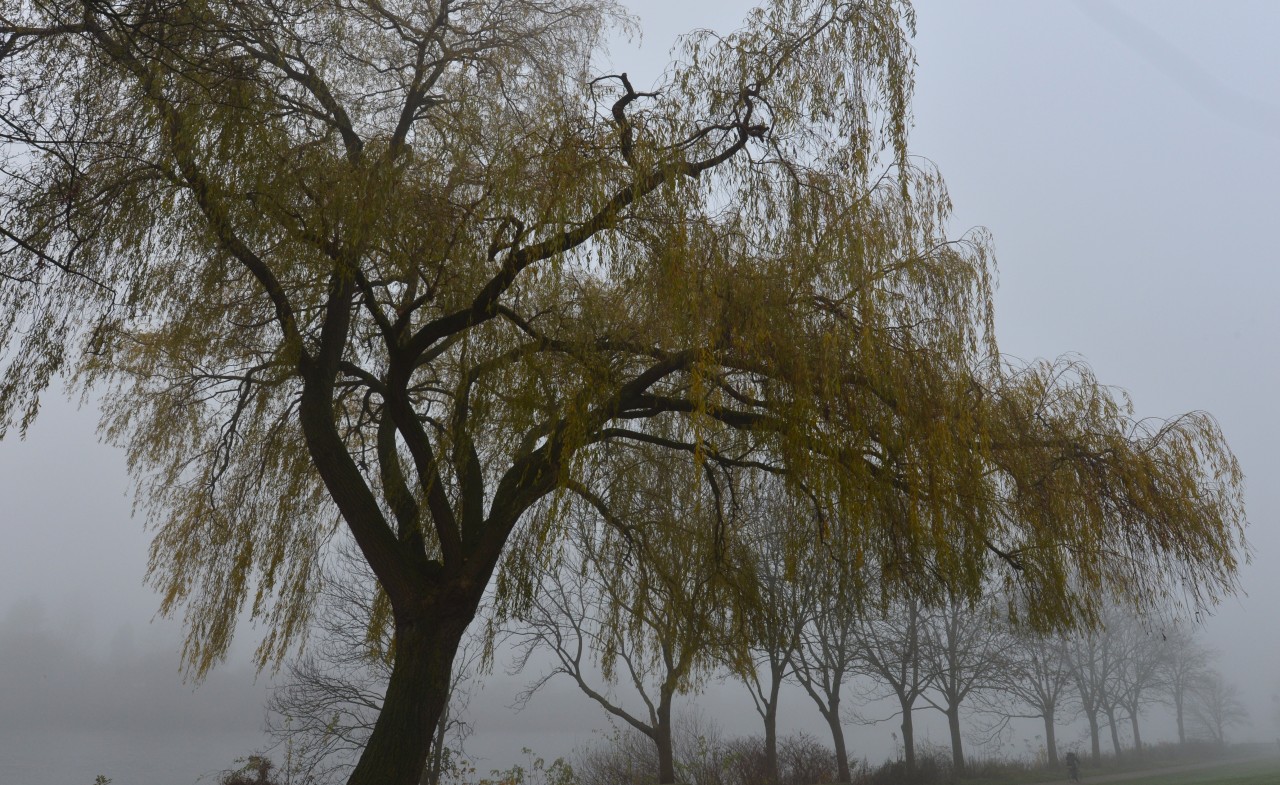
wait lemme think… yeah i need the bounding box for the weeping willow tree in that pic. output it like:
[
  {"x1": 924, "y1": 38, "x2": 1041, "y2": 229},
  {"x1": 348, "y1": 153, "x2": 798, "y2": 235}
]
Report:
[{"x1": 0, "y1": 1, "x2": 1247, "y2": 783}]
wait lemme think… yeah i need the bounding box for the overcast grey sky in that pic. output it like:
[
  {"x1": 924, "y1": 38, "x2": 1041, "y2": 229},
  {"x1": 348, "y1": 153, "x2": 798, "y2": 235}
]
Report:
[{"x1": 1, "y1": 2, "x2": 1278, "y2": 783}]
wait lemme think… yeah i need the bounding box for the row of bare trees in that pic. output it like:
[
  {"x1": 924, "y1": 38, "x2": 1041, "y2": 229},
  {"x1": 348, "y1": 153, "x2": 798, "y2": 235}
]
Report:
[
  {"x1": 264, "y1": 470, "x2": 1248, "y2": 785},
  {"x1": 496, "y1": 472, "x2": 1249, "y2": 784},
  {"x1": 1061, "y1": 611, "x2": 1248, "y2": 761}
]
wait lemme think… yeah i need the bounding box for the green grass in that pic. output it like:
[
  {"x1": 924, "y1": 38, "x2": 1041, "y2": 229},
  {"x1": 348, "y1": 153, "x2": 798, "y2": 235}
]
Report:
[
  {"x1": 1109, "y1": 757, "x2": 1280, "y2": 785},
  {"x1": 949, "y1": 752, "x2": 1280, "y2": 785}
]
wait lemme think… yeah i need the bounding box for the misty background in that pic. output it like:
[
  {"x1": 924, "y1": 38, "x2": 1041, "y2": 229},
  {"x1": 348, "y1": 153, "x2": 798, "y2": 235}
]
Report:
[{"x1": 1, "y1": 1, "x2": 1278, "y2": 783}]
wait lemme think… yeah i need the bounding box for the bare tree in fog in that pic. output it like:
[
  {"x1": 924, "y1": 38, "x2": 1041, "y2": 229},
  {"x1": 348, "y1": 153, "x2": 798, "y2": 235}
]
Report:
[
  {"x1": 918, "y1": 592, "x2": 1007, "y2": 773},
  {"x1": 1067, "y1": 627, "x2": 1112, "y2": 764},
  {"x1": 990, "y1": 626, "x2": 1074, "y2": 767},
  {"x1": 1188, "y1": 671, "x2": 1249, "y2": 746},
  {"x1": 1112, "y1": 616, "x2": 1165, "y2": 755},
  {"x1": 1159, "y1": 626, "x2": 1214, "y2": 745},
  {"x1": 790, "y1": 549, "x2": 863, "y2": 784},
  {"x1": 850, "y1": 595, "x2": 931, "y2": 772},
  {"x1": 725, "y1": 484, "x2": 810, "y2": 785},
  {"x1": 508, "y1": 451, "x2": 740, "y2": 785}
]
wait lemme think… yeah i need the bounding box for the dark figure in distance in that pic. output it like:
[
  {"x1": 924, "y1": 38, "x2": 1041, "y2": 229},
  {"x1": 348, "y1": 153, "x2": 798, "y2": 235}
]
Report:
[{"x1": 1065, "y1": 751, "x2": 1080, "y2": 783}]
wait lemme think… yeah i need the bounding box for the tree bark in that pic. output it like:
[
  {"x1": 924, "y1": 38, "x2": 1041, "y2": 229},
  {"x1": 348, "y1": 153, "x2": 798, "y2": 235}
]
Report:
[
  {"x1": 1087, "y1": 711, "x2": 1102, "y2": 765},
  {"x1": 1130, "y1": 710, "x2": 1142, "y2": 755},
  {"x1": 946, "y1": 705, "x2": 965, "y2": 773},
  {"x1": 755, "y1": 656, "x2": 785, "y2": 785},
  {"x1": 823, "y1": 704, "x2": 851, "y2": 784},
  {"x1": 1175, "y1": 694, "x2": 1186, "y2": 745},
  {"x1": 1043, "y1": 708, "x2": 1058, "y2": 767},
  {"x1": 900, "y1": 699, "x2": 916, "y2": 771},
  {"x1": 763, "y1": 701, "x2": 779, "y2": 785},
  {"x1": 1106, "y1": 708, "x2": 1122, "y2": 758},
  {"x1": 422, "y1": 698, "x2": 450, "y2": 785},
  {"x1": 656, "y1": 697, "x2": 676, "y2": 785},
  {"x1": 348, "y1": 611, "x2": 467, "y2": 785}
]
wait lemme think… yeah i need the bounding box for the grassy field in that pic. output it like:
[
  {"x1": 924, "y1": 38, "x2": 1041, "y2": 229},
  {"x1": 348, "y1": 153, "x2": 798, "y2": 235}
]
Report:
[
  {"x1": 1085, "y1": 756, "x2": 1280, "y2": 785},
  {"x1": 949, "y1": 751, "x2": 1280, "y2": 785}
]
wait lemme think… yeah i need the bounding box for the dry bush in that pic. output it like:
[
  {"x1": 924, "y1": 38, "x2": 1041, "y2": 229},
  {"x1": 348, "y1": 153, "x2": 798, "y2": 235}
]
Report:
[
  {"x1": 570, "y1": 720, "x2": 846, "y2": 785},
  {"x1": 218, "y1": 756, "x2": 283, "y2": 785}
]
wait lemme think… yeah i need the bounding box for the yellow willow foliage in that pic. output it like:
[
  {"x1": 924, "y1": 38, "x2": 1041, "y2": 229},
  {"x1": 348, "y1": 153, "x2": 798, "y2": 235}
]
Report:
[{"x1": 0, "y1": 0, "x2": 1245, "y2": 681}]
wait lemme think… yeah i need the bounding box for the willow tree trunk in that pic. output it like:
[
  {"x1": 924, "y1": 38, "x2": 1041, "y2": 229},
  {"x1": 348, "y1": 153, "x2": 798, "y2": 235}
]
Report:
[
  {"x1": 1130, "y1": 711, "x2": 1142, "y2": 755},
  {"x1": 946, "y1": 705, "x2": 965, "y2": 773},
  {"x1": 1043, "y1": 709, "x2": 1058, "y2": 767},
  {"x1": 348, "y1": 610, "x2": 470, "y2": 785},
  {"x1": 656, "y1": 700, "x2": 676, "y2": 785}
]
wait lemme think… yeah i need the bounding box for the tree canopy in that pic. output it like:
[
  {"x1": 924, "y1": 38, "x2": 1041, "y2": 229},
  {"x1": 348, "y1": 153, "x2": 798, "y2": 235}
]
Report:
[{"x1": 0, "y1": 1, "x2": 1247, "y2": 783}]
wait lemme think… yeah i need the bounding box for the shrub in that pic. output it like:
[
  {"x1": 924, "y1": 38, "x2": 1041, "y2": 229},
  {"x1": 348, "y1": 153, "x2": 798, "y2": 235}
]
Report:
[{"x1": 218, "y1": 755, "x2": 282, "y2": 785}]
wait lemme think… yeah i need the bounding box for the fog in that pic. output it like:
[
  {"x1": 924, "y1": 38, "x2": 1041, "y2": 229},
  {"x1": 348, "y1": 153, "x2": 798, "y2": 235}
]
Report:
[
  {"x1": 2, "y1": 2, "x2": 1279, "y2": 784},
  {"x1": 0, "y1": 406, "x2": 272, "y2": 785},
  {"x1": 0, "y1": 598, "x2": 269, "y2": 784}
]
